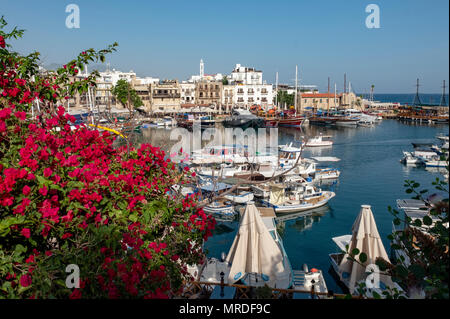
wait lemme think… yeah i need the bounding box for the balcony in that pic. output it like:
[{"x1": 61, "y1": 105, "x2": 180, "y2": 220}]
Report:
[{"x1": 153, "y1": 93, "x2": 181, "y2": 98}]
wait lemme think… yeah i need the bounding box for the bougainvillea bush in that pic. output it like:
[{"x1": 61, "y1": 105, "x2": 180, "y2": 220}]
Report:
[{"x1": 0, "y1": 17, "x2": 215, "y2": 299}]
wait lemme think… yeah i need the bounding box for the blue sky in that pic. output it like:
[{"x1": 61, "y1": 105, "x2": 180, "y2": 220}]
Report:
[{"x1": 1, "y1": 0, "x2": 449, "y2": 93}]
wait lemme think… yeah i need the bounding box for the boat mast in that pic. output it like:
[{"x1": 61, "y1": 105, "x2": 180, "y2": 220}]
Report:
[
  {"x1": 327, "y1": 77, "x2": 330, "y2": 113},
  {"x1": 295, "y1": 65, "x2": 298, "y2": 115},
  {"x1": 440, "y1": 80, "x2": 447, "y2": 106},
  {"x1": 275, "y1": 71, "x2": 278, "y2": 108}
]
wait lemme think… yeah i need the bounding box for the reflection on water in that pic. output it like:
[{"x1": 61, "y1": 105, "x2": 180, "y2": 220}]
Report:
[{"x1": 276, "y1": 205, "x2": 330, "y2": 237}]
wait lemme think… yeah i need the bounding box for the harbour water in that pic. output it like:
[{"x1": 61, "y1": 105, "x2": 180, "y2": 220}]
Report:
[{"x1": 135, "y1": 119, "x2": 448, "y2": 294}]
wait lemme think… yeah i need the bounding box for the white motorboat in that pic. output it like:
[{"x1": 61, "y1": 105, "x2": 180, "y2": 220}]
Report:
[
  {"x1": 223, "y1": 191, "x2": 254, "y2": 204},
  {"x1": 401, "y1": 149, "x2": 438, "y2": 165},
  {"x1": 305, "y1": 135, "x2": 333, "y2": 147},
  {"x1": 422, "y1": 156, "x2": 449, "y2": 168},
  {"x1": 314, "y1": 168, "x2": 341, "y2": 180},
  {"x1": 401, "y1": 151, "x2": 421, "y2": 165}
]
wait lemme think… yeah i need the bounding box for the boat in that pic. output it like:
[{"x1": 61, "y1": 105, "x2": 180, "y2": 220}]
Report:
[
  {"x1": 314, "y1": 168, "x2": 340, "y2": 180},
  {"x1": 329, "y1": 205, "x2": 405, "y2": 297},
  {"x1": 223, "y1": 191, "x2": 254, "y2": 204},
  {"x1": 401, "y1": 151, "x2": 421, "y2": 165},
  {"x1": 421, "y1": 155, "x2": 449, "y2": 168},
  {"x1": 190, "y1": 145, "x2": 277, "y2": 165},
  {"x1": 278, "y1": 116, "x2": 304, "y2": 128},
  {"x1": 261, "y1": 184, "x2": 335, "y2": 213},
  {"x1": 335, "y1": 117, "x2": 360, "y2": 127},
  {"x1": 400, "y1": 148, "x2": 438, "y2": 165},
  {"x1": 292, "y1": 264, "x2": 329, "y2": 299},
  {"x1": 305, "y1": 135, "x2": 333, "y2": 147},
  {"x1": 263, "y1": 117, "x2": 279, "y2": 128},
  {"x1": 222, "y1": 109, "x2": 264, "y2": 129},
  {"x1": 150, "y1": 118, "x2": 166, "y2": 127},
  {"x1": 203, "y1": 199, "x2": 236, "y2": 217},
  {"x1": 358, "y1": 119, "x2": 374, "y2": 127}
]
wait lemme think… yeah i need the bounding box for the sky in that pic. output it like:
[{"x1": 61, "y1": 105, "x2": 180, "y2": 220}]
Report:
[{"x1": 1, "y1": 0, "x2": 449, "y2": 93}]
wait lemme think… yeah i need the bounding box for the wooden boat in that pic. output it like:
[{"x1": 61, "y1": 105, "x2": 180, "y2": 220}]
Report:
[{"x1": 278, "y1": 116, "x2": 304, "y2": 127}]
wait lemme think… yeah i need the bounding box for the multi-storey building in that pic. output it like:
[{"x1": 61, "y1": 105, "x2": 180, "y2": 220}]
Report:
[
  {"x1": 180, "y1": 82, "x2": 196, "y2": 105},
  {"x1": 229, "y1": 64, "x2": 263, "y2": 85},
  {"x1": 233, "y1": 83, "x2": 273, "y2": 109},
  {"x1": 149, "y1": 80, "x2": 181, "y2": 113},
  {"x1": 195, "y1": 81, "x2": 222, "y2": 107},
  {"x1": 222, "y1": 84, "x2": 235, "y2": 111}
]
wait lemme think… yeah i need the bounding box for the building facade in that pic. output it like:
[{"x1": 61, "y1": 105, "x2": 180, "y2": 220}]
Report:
[
  {"x1": 233, "y1": 84, "x2": 273, "y2": 109},
  {"x1": 195, "y1": 81, "x2": 222, "y2": 107},
  {"x1": 180, "y1": 82, "x2": 196, "y2": 104},
  {"x1": 149, "y1": 80, "x2": 181, "y2": 113},
  {"x1": 230, "y1": 64, "x2": 263, "y2": 85}
]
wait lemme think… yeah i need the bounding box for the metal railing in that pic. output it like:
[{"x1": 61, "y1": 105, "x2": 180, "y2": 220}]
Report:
[{"x1": 178, "y1": 281, "x2": 366, "y2": 299}]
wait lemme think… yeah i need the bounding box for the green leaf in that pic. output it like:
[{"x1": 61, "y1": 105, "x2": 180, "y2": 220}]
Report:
[
  {"x1": 351, "y1": 248, "x2": 360, "y2": 256},
  {"x1": 423, "y1": 215, "x2": 433, "y2": 226},
  {"x1": 359, "y1": 252, "x2": 367, "y2": 263}
]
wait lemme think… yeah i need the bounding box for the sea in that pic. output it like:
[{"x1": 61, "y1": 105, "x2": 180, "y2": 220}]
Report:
[{"x1": 361, "y1": 93, "x2": 449, "y2": 106}]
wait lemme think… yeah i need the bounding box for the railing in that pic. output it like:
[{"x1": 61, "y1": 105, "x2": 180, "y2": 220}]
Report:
[{"x1": 178, "y1": 281, "x2": 366, "y2": 299}]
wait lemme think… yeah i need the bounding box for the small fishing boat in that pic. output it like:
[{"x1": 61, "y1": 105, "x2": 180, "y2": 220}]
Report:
[
  {"x1": 203, "y1": 199, "x2": 236, "y2": 217},
  {"x1": 305, "y1": 135, "x2": 333, "y2": 147},
  {"x1": 261, "y1": 184, "x2": 335, "y2": 213}
]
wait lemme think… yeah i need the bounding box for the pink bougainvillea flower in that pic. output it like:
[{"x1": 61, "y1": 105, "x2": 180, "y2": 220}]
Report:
[
  {"x1": 19, "y1": 274, "x2": 32, "y2": 287},
  {"x1": 21, "y1": 228, "x2": 31, "y2": 238},
  {"x1": 22, "y1": 185, "x2": 31, "y2": 196}
]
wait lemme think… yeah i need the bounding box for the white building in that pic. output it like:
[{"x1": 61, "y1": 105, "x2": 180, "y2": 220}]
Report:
[
  {"x1": 229, "y1": 64, "x2": 263, "y2": 85},
  {"x1": 180, "y1": 82, "x2": 196, "y2": 104},
  {"x1": 98, "y1": 69, "x2": 137, "y2": 86},
  {"x1": 233, "y1": 83, "x2": 273, "y2": 109}
]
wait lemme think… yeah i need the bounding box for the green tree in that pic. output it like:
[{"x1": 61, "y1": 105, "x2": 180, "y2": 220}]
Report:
[
  {"x1": 222, "y1": 76, "x2": 228, "y2": 85},
  {"x1": 111, "y1": 79, "x2": 143, "y2": 113}
]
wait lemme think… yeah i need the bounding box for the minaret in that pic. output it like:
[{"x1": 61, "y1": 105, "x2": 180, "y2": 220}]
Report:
[{"x1": 200, "y1": 59, "x2": 204, "y2": 79}]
